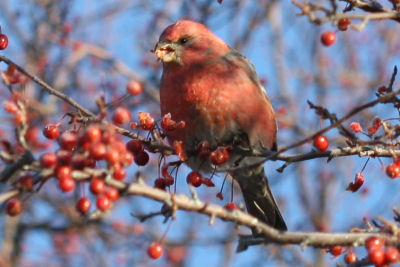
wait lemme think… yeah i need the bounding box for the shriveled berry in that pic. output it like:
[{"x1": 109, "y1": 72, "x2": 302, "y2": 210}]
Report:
[
  {"x1": 126, "y1": 139, "x2": 144, "y2": 154},
  {"x1": 197, "y1": 141, "x2": 211, "y2": 158},
  {"x1": 338, "y1": 18, "x2": 351, "y2": 31},
  {"x1": 224, "y1": 202, "x2": 239, "y2": 210},
  {"x1": 154, "y1": 178, "x2": 166, "y2": 190},
  {"x1": 138, "y1": 112, "x2": 155, "y2": 130},
  {"x1": 134, "y1": 151, "x2": 149, "y2": 166},
  {"x1": 202, "y1": 177, "x2": 215, "y2": 187}
]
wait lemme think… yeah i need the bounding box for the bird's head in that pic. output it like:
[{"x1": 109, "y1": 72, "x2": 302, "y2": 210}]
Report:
[{"x1": 154, "y1": 20, "x2": 229, "y2": 66}]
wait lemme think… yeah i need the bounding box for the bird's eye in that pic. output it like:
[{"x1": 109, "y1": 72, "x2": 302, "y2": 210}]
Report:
[{"x1": 179, "y1": 37, "x2": 189, "y2": 45}]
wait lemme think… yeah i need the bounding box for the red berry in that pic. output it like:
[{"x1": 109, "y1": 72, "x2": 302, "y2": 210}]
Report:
[
  {"x1": 40, "y1": 152, "x2": 57, "y2": 168},
  {"x1": 106, "y1": 148, "x2": 120, "y2": 165},
  {"x1": 90, "y1": 142, "x2": 107, "y2": 160},
  {"x1": 386, "y1": 163, "x2": 400, "y2": 178},
  {"x1": 368, "y1": 248, "x2": 385, "y2": 266},
  {"x1": 90, "y1": 178, "x2": 105, "y2": 195},
  {"x1": 187, "y1": 171, "x2": 202, "y2": 187},
  {"x1": 126, "y1": 139, "x2": 144, "y2": 155},
  {"x1": 338, "y1": 18, "x2": 351, "y2": 31},
  {"x1": 104, "y1": 187, "x2": 119, "y2": 201},
  {"x1": 224, "y1": 202, "x2": 239, "y2": 210},
  {"x1": 58, "y1": 176, "x2": 75, "y2": 192},
  {"x1": 329, "y1": 245, "x2": 343, "y2": 257},
  {"x1": 6, "y1": 198, "x2": 22, "y2": 216},
  {"x1": 122, "y1": 151, "x2": 133, "y2": 166},
  {"x1": 344, "y1": 251, "x2": 357, "y2": 264},
  {"x1": 56, "y1": 165, "x2": 72, "y2": 180},
  {"x1": 384, "y1": 246, "x2": 399, "y2": 264},
  {"x1": 113, "y1": 165, "x2": 126, "y2": 181},
  {"x1": 147, "y1": 242, "x2": 163, "y2": 259},
  {"x1": 216, "y1": 192, "x2": 224, "y2": 200},
  {"x1": 365, "y1": 236, "x2": 384, "y2": 250},
  {"x1": 112, "y1": 107, "x2": 131, "y2": 125},
  {"x1": 96, "y1": 195, "x2": 111, "y2": 211},
  {"x1": 76, "y1": 197, "x2": 91, "y2": 214},
  {"x1": 86, "y1": 125, "x2": 102, "y2": 142},
  {"x1": 126, "y1": 80, "x2": 143, "y2": 95},
  {"x1": 210, "y1": 147, "x2": 230, "y2": 165},
  {"x1": 56, "y1": 150, "x2": 72, "y2": 165},
  {"x1": 3, "y1": 101, "x2": 18, "y2": 113},
  {"x1": 0, "y1": 34, "x2": 9, "y2": 50},
  {"x1": 43, "y1": 124, "x2": 60, "y2": 139},
  {"x1": 134, "y1": 151, "x2": 149, "y2": 166},
  {"x1": 313, "y1": 135, "x2": 329, "y2": 152},
  {"x1": 59, "y1": 131, "x2": 78, "y2": 150},
  {"x1": 321, "y1": 31, "x2": 336, "y2": 46}
]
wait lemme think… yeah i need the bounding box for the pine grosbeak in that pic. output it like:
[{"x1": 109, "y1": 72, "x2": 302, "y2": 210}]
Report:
[{"x1": 155, "y1": 20, "x2": 286, "y2": 231}]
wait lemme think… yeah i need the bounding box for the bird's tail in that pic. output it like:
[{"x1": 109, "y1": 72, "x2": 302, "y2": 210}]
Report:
[{"x1": 232, "y1": 164, "x2": 287, "y2": 231}]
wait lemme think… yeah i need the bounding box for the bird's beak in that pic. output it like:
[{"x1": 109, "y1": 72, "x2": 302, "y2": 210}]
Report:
[{"x1": 154, "y1": 41, "x2": 177, "y2": 63}]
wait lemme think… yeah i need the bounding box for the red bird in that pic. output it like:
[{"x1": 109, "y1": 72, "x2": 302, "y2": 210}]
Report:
[{"x1": 155, "y1": 20, "x2": 286, "y2": 231}]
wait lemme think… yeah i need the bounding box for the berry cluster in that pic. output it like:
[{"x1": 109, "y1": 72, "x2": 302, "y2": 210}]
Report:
[
  {"x1": 328, "y1": 236, "x2": 399, "y2": 266},
  {"x1": 5, "y1": 121, "x2": 153, "y2": 217},
  {"x1": 365, "y1": 236, "x2": 399, "y2": 266}
]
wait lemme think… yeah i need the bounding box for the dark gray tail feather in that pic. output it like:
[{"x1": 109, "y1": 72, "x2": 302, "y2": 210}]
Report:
[{"x1": 232, "y1": 164, "x2": 287, "y2": 231}]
